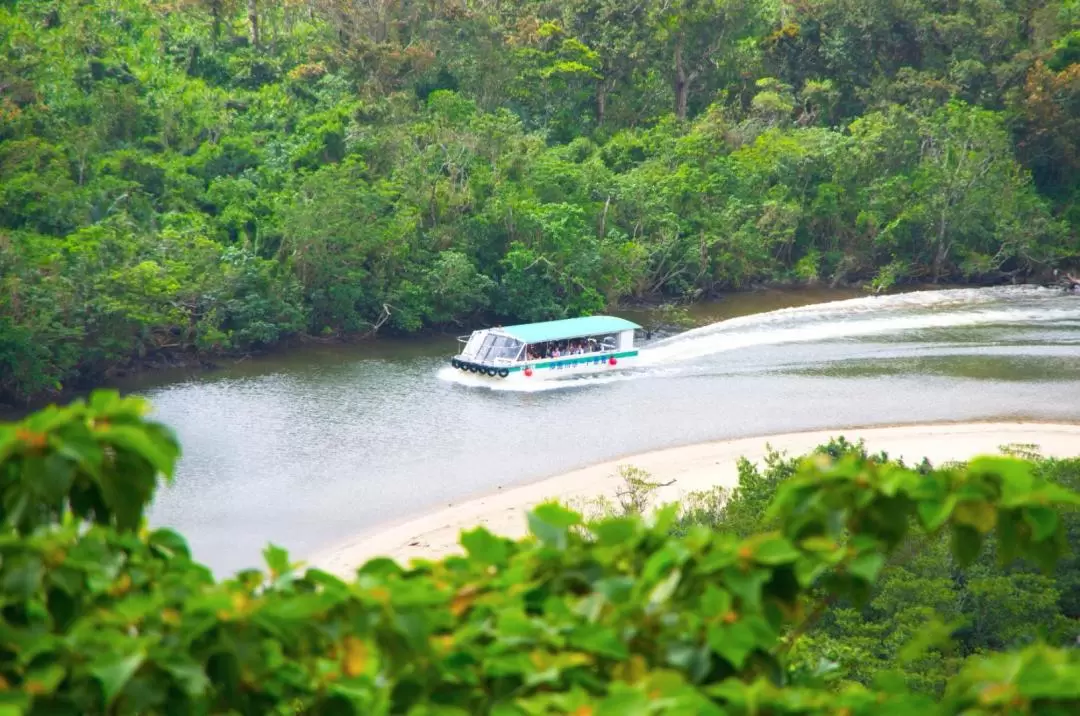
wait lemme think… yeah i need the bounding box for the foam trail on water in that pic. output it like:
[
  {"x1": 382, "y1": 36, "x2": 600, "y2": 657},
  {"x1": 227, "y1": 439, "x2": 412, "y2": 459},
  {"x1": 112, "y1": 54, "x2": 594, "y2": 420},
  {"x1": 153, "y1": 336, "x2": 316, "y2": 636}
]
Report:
[
  {"x1": 649, "y1": 286, "x2": 1054, "y2": 344},
  {"x1": 639, "y1": 286, "x2": 1075, "y2": 366},
  {"x1": 640, "y1": 308, "x2": 1077, "y2": 366}
]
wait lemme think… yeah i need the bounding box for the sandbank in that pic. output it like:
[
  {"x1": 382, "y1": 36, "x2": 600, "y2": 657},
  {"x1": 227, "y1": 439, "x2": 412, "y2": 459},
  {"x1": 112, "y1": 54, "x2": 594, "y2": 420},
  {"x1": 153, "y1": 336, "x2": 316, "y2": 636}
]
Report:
[{"x1": 309, "y1": 421, "x2": 1080, "y2": 576}]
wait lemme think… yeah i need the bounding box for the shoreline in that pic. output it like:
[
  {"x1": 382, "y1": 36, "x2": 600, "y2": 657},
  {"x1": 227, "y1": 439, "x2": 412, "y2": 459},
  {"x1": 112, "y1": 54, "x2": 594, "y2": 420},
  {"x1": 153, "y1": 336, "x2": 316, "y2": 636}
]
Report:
[{"x1": 309, "y1": 420, "x2": 1080, "y2": 576}]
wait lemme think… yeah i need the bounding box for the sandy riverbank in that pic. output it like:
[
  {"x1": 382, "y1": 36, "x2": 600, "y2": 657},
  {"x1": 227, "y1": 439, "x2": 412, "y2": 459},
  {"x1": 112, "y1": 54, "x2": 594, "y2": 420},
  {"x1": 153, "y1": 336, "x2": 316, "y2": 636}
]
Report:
[{"x1": 310, "y1": 421, "x2": 1080, "y2": 575}]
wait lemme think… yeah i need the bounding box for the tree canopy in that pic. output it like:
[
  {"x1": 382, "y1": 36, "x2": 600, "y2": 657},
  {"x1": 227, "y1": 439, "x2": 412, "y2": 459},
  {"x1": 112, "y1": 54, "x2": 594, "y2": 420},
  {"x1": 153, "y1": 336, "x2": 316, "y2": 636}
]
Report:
[{"x1": 1, "y1": 0, "x2": 1079, "y2": 402}]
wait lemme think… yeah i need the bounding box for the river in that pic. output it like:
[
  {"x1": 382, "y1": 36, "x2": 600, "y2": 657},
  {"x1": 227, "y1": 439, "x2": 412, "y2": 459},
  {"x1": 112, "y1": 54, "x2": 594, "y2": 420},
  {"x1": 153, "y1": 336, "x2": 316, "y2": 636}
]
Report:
[{"x1": 137, "y1": 285, "x2": 1080, "y2": 575}]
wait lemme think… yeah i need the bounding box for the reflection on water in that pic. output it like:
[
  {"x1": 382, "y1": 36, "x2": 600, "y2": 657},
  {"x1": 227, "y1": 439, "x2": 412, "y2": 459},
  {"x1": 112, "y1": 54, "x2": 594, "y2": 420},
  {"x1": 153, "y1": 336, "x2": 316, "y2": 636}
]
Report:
[{"x1": 140, "y1": 286, "x2": 1080, "y2": 575}]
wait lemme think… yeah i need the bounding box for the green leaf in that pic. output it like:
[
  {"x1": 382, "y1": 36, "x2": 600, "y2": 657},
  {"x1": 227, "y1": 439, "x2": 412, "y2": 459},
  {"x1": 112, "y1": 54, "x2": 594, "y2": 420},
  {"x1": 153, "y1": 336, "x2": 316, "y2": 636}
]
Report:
[
  {"x1": 969, "y1": 456, "x2": 1033, "y2": 505},
  {"x1": 403, "y1": 704, "x2": 472, "y2": 716},
  {"x1": 1022, "y1": 506, "x2": 1058, "y2": 541},
  {"x1": 590, "y1": 517, "x2": 641, "y2": 546},
  {"x1": 872, "y1": 669, "x2": 914, "y2": 694},
  {"x1": 161, "y1": 659, "x2": 210, "y2": 697},
  {"x1": 27, "y1": 453, "x2": 76, "y2": 502},
  {"x1": 53, "y1": 424, "x2": 104, "y2": 475},
  {"x1": 0, "y1": 702, "x2": 29, "y2": 716},
  {"x1": 148, "y1": 528, "x2": 192, "y2": 560},
  {"x1": 701, "y1": 584, "x2": 733, "y2": 618},
  {"x1": 263, "y1": 543, "x2": 291, "y2": 575},
  {"x1": 748, "y1": 534, "x2": 800, "y2": 565},
  {"x1": 794, "y1": 557, "x2": 828, "y2": 587},
  {"x1": 950, "y1": 524, "x2": 983, "y2": 566},
  {"x1": 898, "y1": 618, "x2": 962, "y2": 664},
  {"x1": 460, "y1": 527, "x2": 509, "y2": 565},
  {"x1": 647, "y1": 568, "x2": 681, "y2": 609},
  {"x1": 88, "y1": 390, "x2": 127, "y2": 415},
  {"x1": 665, "y1": 641, "x2": 711, "y2": 683},
  {"x1": 357, "y1": 557, "x2": 404, "y2": 578},
  {"x1": 96, "y1": 424, "x2": 179, "y2": 480},
  {"x1": 22, "y1": 663, "x2": 65, "y2": 696},
  {"x1": 650, "y1": 503, "x2": 680, "y2": 533},
  {"x1": 798, "y1": 536, "x2": 840, "y2": 553},
  {"x1": 527, "y1": 503, "x2": 580, "y2": 549},
  {"x1": 724, "y1": 567, "x2": 770, "y2": 612},
  {"x1": 707, "y1": 620, "x2": 760, "y2": 670},
  {"x1": 91, "y1": 652, "x2": 145, "y2": 705},
  {"x1": 594, "y1": 576, "x2": 635, "y2": 604},
  {"x1": 596, "y1": 684, "x2": 651, "y2": 716},
  {"x1": 916, "y1": 494, "x2": 957, "y2": 530},
  {"x1": 531, "y1": 502, "x2": 581, "y2": 528},
  {"x1": 568, "y1": 624, "x2": 629, "y2": 659},
  {"x1": 0, "y1": 425, "x2": 20, "y2": 464},
  {"x1": 1030, "y1": 483, "x2": 1080, "y2": 507},
  {"x1": 1, "y1": 556, "x2": 43, "y2": 599},
  {"x1": 96, "y1": 466, "x2": 153, "y2": 531},
  {"x1": 847, "y1": 552, "x2": 886, "y2": 583},
  {"x1": 1014, "y1": 657, "x2": 1080, "y2": 699},
  {"x1": 260, "y1": 592, "x2": 340, "y2": 621},
  {"x1": 995, "y1": 510, "x2": 1022, "y2": 564},
  {"x1": 953, "y1": 500, "x2": 998, "y2": 533}
]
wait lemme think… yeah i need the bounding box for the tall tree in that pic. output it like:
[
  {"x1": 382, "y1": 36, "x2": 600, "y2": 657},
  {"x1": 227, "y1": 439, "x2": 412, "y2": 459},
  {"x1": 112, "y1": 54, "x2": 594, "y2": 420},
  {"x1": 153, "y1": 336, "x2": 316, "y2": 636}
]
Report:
[
  {"x1": 649, "y1": 0, "x2": 765, "y2": 120},
  {"x1": 558, "y1": 0, "x2": 651, "y2": 126},
  {"x1": 247, "y1": 0, "x2": 259, "y2": 46}
]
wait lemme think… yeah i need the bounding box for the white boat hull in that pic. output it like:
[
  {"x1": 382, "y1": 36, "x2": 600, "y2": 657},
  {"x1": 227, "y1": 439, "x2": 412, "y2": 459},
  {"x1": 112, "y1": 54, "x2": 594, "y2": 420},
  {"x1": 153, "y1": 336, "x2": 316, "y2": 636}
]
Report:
[{"x1": 450, "y1": 351, "x2": 640, "y2": 382}]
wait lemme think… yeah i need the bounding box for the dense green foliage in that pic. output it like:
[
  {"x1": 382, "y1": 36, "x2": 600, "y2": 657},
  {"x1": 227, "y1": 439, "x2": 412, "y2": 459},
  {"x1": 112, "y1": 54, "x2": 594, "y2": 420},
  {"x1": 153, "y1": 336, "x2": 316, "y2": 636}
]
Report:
[
  {"x1": 1, "y1": 391, "x2": 1079, "y2": 714},
  {"x1": 614, "y1": 439, "x2": 1080, "y2": 696},
  {"x1": 2, "y1": 1, "x2": 1080, "y2": 401}
]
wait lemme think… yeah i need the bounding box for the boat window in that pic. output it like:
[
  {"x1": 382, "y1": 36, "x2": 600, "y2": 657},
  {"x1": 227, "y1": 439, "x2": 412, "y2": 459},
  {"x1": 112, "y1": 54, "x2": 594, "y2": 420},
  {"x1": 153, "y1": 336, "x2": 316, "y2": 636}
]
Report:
[
  {"x1": 479, "y1": 334, "x2": 522, "y2": 361},
  {"x1": 475, "y1": 333, "x2": 496, "y2": 361},
  {"x1": 473, "y1": 332, "x2": 522, "y2": 360},
  {"x1": 500, "y1": 337, "x2": 524, "y2": 360},
  {"x1": 526, "y1": 335, "x2": 620, "y2": 360},
  {"x1": 462, "y1": 332, "x2": 487, "y2": 359}
]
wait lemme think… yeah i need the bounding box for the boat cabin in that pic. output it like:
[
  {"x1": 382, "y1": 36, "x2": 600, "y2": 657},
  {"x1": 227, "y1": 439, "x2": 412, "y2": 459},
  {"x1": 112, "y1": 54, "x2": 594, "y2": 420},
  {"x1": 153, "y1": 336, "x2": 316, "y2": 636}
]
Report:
[{"x1": 451, "y1": 316, "x2": 642, "y2": 379}]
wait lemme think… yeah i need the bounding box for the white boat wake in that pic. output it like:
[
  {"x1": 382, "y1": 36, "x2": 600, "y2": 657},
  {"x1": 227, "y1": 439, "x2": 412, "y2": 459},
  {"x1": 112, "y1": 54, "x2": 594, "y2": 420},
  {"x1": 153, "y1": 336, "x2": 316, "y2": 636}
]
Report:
[
  {"x1": 438, "y1": 286, "x2": 1080, "y2": 392},
  {"x1": 435, "y1": 364, "x2": 646, "y2": 392}
]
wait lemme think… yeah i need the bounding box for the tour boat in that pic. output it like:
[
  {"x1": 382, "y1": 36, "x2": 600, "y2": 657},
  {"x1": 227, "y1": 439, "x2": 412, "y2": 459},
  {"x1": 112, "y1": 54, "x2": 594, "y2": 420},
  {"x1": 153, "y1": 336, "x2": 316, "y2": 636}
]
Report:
[{"x1": 450, "y1": 316, "x2": 642, "y2": 380}]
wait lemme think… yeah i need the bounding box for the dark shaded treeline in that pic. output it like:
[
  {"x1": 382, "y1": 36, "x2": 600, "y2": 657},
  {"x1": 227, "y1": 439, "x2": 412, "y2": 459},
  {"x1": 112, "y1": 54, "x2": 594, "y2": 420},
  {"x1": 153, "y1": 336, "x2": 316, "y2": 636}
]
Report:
[{"x1": 1, "y1": 0, "x2": 1078, "y2": 401}]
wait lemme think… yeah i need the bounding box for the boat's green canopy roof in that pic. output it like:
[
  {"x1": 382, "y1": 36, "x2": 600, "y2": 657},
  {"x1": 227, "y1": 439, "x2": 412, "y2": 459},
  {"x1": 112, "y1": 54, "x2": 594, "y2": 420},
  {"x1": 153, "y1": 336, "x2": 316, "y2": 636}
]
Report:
[{"x1": 497, "y1": 316, "x2": 642, "y2": 344}]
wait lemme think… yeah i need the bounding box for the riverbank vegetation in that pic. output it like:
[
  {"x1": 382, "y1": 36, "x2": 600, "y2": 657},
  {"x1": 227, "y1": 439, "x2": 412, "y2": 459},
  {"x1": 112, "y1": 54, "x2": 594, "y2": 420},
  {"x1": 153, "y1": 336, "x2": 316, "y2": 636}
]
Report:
[
  {"x1": 2, "y1": 1, "x2": 1080, "y2": 402},
  {"x1": 577, "y1": 439, "x2": 1080, "y2": 696},
  {"x1": 2, "y1": 392, "x2": 1078, "y2": 712}
]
